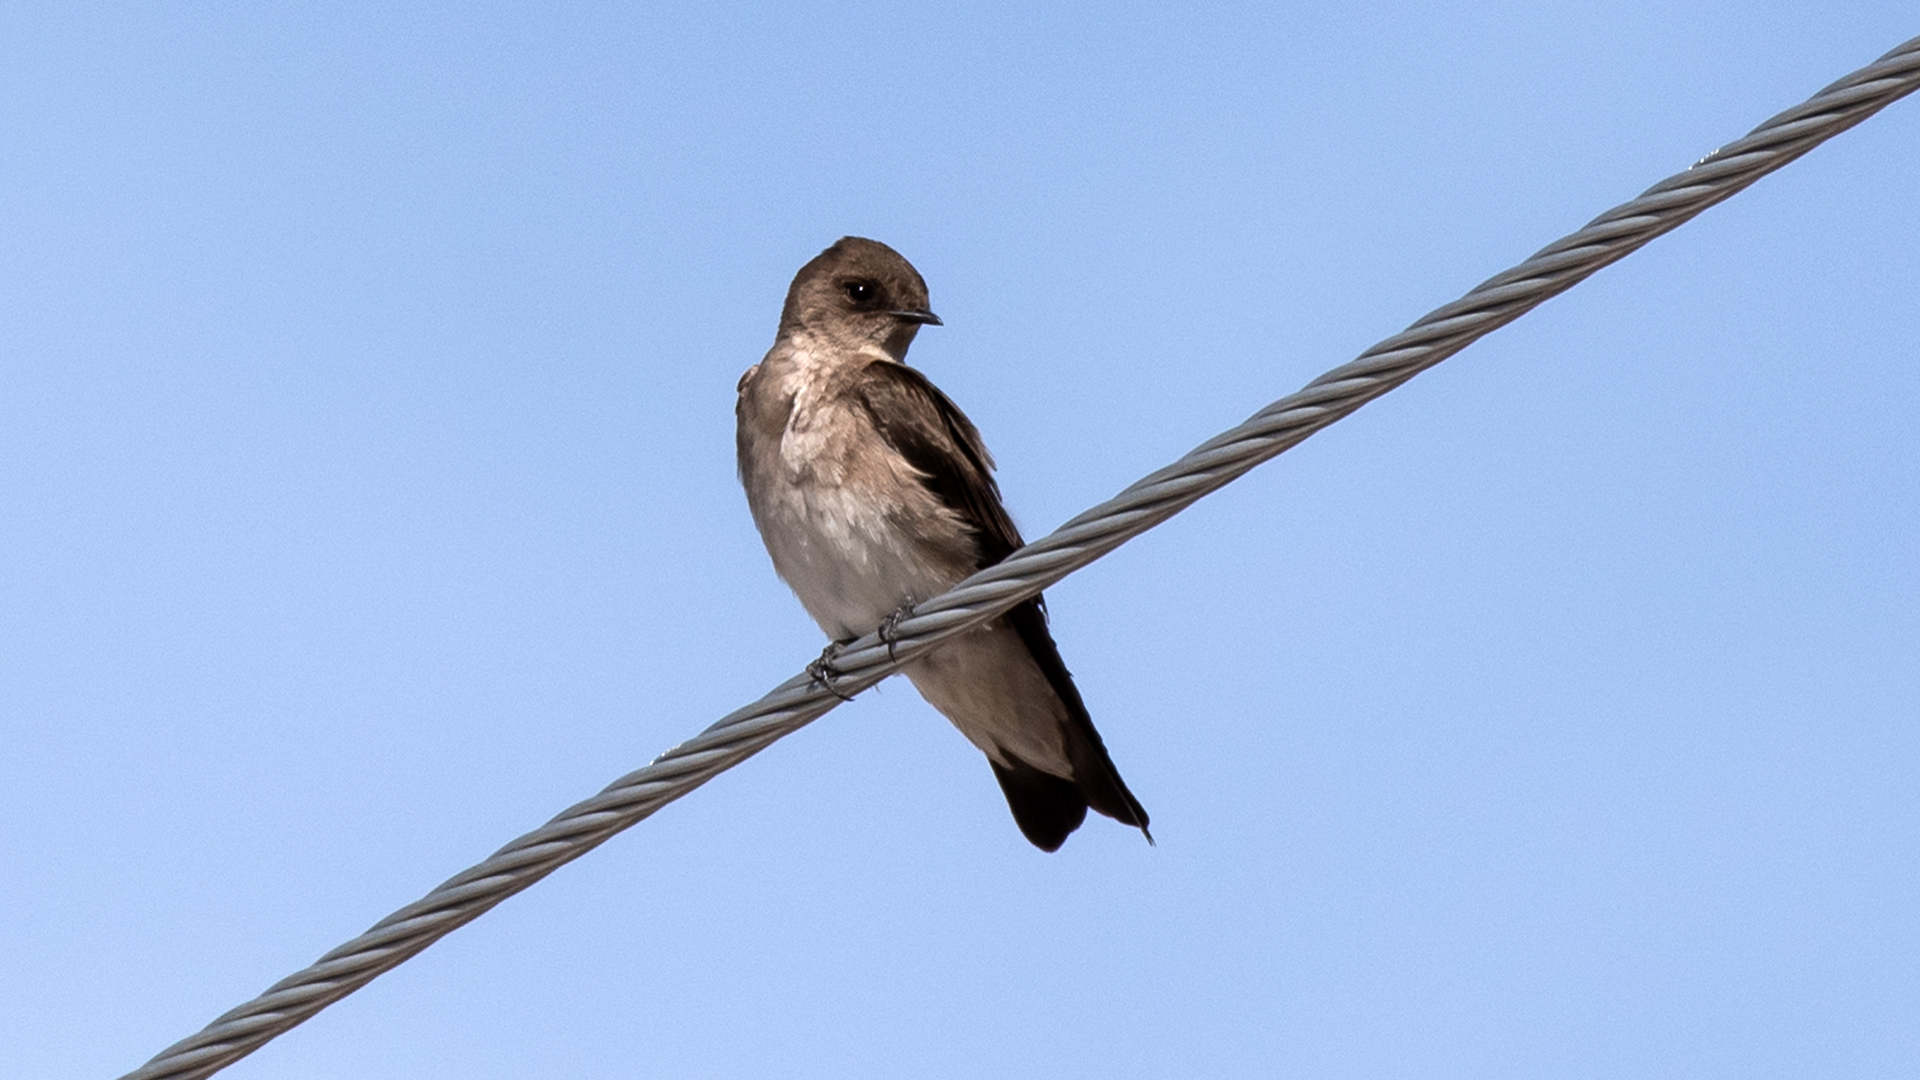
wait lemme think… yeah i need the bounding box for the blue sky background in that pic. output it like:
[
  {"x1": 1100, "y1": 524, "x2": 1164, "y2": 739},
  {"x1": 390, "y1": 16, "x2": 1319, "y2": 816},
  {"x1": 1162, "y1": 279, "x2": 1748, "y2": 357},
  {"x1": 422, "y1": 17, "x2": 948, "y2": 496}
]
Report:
[{"x1": 4, "y1": 5, "x2": 1916, "y2": 1078}]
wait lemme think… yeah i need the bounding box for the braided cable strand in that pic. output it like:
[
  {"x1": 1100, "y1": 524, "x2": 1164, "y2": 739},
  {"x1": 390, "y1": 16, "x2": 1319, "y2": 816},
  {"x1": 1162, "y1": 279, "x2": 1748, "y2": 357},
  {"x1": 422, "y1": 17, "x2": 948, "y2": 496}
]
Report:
[{"x1": 123, "y1": 36, "x2": 1920, "y2": 1080}]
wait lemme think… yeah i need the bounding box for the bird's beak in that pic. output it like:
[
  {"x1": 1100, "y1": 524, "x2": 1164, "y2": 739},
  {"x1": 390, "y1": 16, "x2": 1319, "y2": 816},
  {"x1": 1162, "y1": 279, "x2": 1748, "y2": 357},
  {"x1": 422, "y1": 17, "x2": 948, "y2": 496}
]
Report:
[{"x1": 890, "y1": 308, "x2": 943, "y2": 326}]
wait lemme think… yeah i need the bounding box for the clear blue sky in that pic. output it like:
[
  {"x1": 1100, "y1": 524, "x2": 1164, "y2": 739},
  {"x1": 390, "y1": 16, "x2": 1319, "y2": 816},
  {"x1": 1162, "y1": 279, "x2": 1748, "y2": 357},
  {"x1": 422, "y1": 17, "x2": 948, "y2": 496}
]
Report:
[{"x1": 4, "y1": 5, "x2": 1916, "y2": 1078}]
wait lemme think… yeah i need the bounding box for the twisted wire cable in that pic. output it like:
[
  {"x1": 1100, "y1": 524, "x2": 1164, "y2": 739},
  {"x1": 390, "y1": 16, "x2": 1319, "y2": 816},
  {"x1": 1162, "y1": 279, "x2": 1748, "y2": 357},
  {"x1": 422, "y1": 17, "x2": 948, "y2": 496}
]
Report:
[{"x1": 122, "y1": 35, "x2": 1920, "y2": 1080}]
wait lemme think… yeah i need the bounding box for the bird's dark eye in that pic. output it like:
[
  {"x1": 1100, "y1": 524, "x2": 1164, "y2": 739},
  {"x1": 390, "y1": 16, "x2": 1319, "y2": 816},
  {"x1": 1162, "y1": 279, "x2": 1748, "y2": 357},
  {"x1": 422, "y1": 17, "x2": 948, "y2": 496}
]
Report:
[{"x1": 843, "y1": 280, "x2": 875, "y2": 305}]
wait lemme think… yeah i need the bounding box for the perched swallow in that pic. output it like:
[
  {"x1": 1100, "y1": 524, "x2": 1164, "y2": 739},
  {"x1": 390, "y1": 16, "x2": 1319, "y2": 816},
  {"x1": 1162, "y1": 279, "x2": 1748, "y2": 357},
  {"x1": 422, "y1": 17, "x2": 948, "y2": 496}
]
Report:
[{"x1": 736, "y1": 236, "x2": 1150, "y2": 851}]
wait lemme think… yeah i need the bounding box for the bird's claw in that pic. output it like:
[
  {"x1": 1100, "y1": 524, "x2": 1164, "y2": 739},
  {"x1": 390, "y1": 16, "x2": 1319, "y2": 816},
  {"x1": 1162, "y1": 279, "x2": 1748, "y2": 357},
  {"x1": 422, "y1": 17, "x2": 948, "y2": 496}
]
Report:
[
  {"x1": 808, "y1": 641, "x2": 855, "y2": 702},
  {"x1": 878, "y1": 605, "x2": 913, "y2": 664}
]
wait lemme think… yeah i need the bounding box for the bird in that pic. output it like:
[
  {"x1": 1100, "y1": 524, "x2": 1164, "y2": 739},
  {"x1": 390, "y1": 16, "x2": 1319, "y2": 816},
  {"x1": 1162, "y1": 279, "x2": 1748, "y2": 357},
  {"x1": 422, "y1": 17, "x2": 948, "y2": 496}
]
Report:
[{"x1": 735, "y1": 236, "x2": 1150, "y2": 851}]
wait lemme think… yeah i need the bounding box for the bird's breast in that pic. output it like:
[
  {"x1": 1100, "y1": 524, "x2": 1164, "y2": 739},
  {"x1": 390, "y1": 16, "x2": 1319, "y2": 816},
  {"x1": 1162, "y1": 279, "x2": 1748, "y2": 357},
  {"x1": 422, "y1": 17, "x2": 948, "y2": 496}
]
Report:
[{"x1": 742, "y1": 386, "x2": 966, "y2": 641}]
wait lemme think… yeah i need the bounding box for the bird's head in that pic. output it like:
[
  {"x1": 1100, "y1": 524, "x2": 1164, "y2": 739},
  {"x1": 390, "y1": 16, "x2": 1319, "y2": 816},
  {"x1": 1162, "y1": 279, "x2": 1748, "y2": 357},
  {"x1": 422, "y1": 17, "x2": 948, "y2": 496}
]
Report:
[{"x1": 779, "y1": 236, "x2": 941, "y2": 359}]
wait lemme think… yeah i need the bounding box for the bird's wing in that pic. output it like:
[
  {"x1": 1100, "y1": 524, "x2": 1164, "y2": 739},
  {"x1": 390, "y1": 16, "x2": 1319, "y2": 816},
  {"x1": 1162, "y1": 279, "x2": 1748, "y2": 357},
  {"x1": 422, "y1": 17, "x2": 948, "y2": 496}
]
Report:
[
  {"x1": 852, "y1": 359, "x2": 1022, "y2": 566},
  {"x1": 854, "y1": 359, "x2": 1150, "y2": 842}
]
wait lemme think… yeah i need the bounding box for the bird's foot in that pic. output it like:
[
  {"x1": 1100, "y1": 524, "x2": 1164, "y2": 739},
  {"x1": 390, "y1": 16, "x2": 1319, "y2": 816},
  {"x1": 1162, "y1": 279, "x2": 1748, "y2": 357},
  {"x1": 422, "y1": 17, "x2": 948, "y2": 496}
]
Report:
[
  {"x1": 878, "y1": 604, "x2": 914, "y2": 664},
  {"x1": 808, "y1": 641, "x2": 856, "y2": 702}
]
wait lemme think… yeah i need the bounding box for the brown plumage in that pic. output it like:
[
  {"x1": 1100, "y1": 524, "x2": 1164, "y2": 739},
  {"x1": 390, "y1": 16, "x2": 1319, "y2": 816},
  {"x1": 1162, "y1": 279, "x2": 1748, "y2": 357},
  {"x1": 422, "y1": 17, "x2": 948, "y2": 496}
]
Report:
[{"x1": 736, "y1": 237, "x2": 1149, "y2": 851}]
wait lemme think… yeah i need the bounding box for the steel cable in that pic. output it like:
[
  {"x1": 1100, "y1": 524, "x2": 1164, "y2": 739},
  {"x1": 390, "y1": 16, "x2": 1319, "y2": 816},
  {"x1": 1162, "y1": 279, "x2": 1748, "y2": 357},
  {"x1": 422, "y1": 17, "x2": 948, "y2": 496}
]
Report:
[{"x1": 121, "y1": 34, "x2": 1920, "y2": 1080}]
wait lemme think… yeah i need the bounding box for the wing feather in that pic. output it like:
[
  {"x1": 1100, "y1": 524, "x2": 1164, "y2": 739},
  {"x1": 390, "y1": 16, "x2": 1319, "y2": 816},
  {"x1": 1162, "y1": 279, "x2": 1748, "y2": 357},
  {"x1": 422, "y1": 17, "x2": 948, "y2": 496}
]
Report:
[
  {"x1": 853, "y1": 360, "x2": 1021, "y2": 567},
  {"x1": 854, "y1": 360, "x2": 1150, "y2": 839}
]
